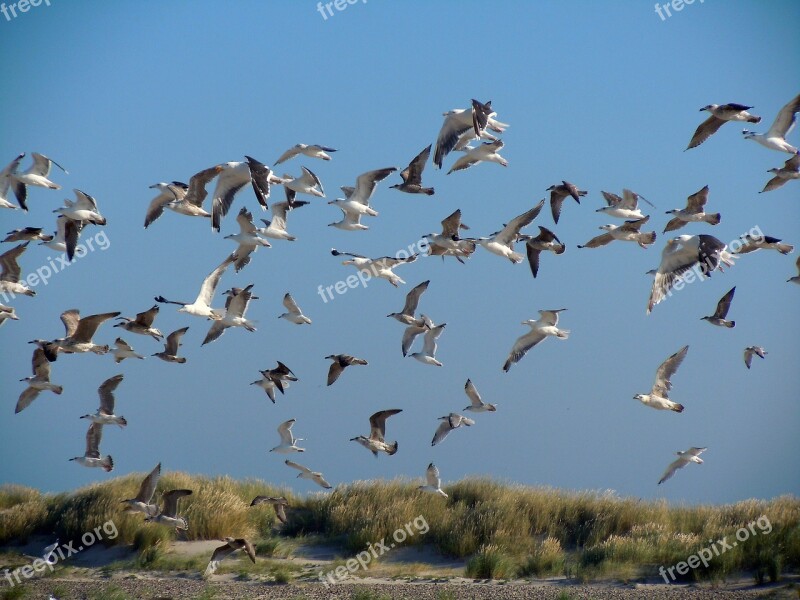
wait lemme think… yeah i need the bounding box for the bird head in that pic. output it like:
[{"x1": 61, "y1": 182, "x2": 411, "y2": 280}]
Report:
[{"x1": 699, "y1": 105, "x2": 716, "y2": 112}]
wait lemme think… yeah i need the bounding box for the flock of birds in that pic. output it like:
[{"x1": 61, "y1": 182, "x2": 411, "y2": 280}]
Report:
[{"x1": 2, "y1": 91, "x2": 799, "y2": 576}]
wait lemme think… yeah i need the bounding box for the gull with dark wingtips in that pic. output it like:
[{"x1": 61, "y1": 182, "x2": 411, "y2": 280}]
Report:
[
  {"x1": 270, "y1": 419, "x2": 305, "y2": 453},
  {"x1": 686, "y1": 103, "x2": 761, "y2": 150},
  {"x1": 325, "y1": 353, "x2": 368, "y2": 386},
  {"x1": 155, "y1": 254, "x2": 235, "y2": 320},
  {"x1": 350, "y1": 409, "x2": 402, "y2": 456},
  {"x1": 577, "y1": 216, "x2": 656, "y2": 250},
  {"x1": 387, "y1": 280, "x2": 430, "y2": 325},
  {"x1": 121, "y1": 463, "x2": 161, "y2": 517},
  {"x1": 463, "y1": 379, "x2": 496, "y2": 413},
  {"x1": 634, "y1": 345, "x2": 688, "y2": 413},
  {"x1": 80, "y1": 374, "x2": 127, "y2": 428},
  {"x1": 114, "y1": 305, "x2": 163, "y2": 340},
  {"x1": 431, "y1": 413, "x2": 474, "y2": 446},
  {"x1": 331, "y1": 249, "x2": 417, "y2": 287},
  {"x1": 596, "y1": 189, "x2": 653, "y2": 220},
  {"x1": 0, "y1": 242, "x2": 35, "y2": 297},
  {"x1": 762, "y1": 152, "x2": 800, "y2": 192},
  {"x1": 734, "y1": 233, "x2": 794, "y2": 256},
  {"x1": 250, "y1": 495, "x2": 290, "y2": 522},
  {"x1": 744, "y1": 346, "x2": 767, "y2": 369},
  {"x1": 251, "y1": 361, "x2": 297, "y2": 403},
  {"x1": 144, "y1": 165, "x2": 223, "y2": 228},
  {"x1": 16, "y1": 348, "x2": 63, "y2": 414},
  {"x1": 279, "y1": 292, "x2": 311, "y2": 325},
  {"x1": 701, "y1": 287, "x2": 736, "y2": 328},
  {"x1": 275, "y1": 144, "x2": 337, "y2": 165},
  {"x1": 476, "y1": 200, "x2": 544, "y2": 263},
  {"x1": 204, "y1": 538, "x2": 256, "y2": 577},
  {"x1": 285, "y1": 460, "x2": 332, "y2": 489},
  {"x1": 10, "y1": 153, "x2": 68, "y2": 210},
  {"x1": 503, "y1": 309, "x2": 569, "y2": 372},
  {"x1": 224, "y1": 208, "x2": 271, "y2": 272},
  {"x1": 547, "y1": 181, "x2": 587, "y2": 224},
  {"x1": 111, "y1": 338, "x2": 144, "y2": 363},
  {"x1": 146, "y1": 489, "x2": 192, "y2": 530},
  {"x1": 418, "y1": 463, "x2": 447, "y2": 498},
  {"x1": 658, "y1": 447, "x2": 706, "y2": 484},
  {"x1": 519, "y1": 226, "x2": 565, "y2": 278}
]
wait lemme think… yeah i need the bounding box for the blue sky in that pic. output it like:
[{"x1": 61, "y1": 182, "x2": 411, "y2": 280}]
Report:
[{"x1": 1, "y1": 1, "x2": 798, "y2": 505}]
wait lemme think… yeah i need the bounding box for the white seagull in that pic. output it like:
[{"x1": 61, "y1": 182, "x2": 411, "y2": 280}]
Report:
[
  {"x1": 282, "y1": 166, "x2": 325, "y2": 198},
  {"x1": 418, "y1": 463, "x2": 448, "y2": 498},
  {"x1": 10, "y1": 153, "x2": 68, "y2": 210},
  {"x1": 259, "y1": 197, "x2": 308, "y2": 240},
  {"x1": 224, "y1": 208, "x2": 271, "y2": 272},
  {"x1": 577, "y1": 216, "x2": 657, "y2": 250},
  {"x1": 275, "y1": 144, "x2": 337, "y2": 165},
  {"x1": 596, "y1": 189, "x2": 653, "y2": 220},
  {"x1": 433, "y1": 99, "x2": 506, "y2": 168},
  {"x1": 0, "y1": 303, "x2": 19, "y2": 327},
  {"x1": 409, "y1": 323, "x2": 446, "y2": 367},
  {"x1": 743, "y1": 346, "x2": 767, "y2": 369},
  {"x1": 762, "y1": 152, "x2": 800, "y2": 192},
  {"x1": 143, "y1": 164, "x2": 223, "y2": 228},
  {"x1": 69, "y1": 423, "x2": 113, "y2": 472},
  {"x1": 788, "y1": 256, "x2": 800, "y2": 284},
  {"x1": 734, "y1": 233, "x2": 794, "y2": 256},
  {"x1": 16, "y1": 348, "x2": 63, "y2": 414},
  {"x1": 54, "y1": 189, "x2": 106, "y2": 225},
  {"x1": 477, "y1": 200, "x2": 545, "y2": 263},
  {"x1": 687, "y1": 103, "x2": 761, "y2": 150},
  {"x1": 658, "y1": 447, "x2": 706, "y2": 484},
  {"x1": 447, "y1": 140, "x2": 507, "y2": 174},
  {"x1": 0, "y1": 153, "x2": 25, "y2": 210},
  {"x1": 331, "y1": 249, "x2": 417, "y2": 287},
  {"x1": 387, "y1": 280, "x2": 430, "y2": 325},
  {"x1": 463, "y1": 378, "x2": 497, "y2": 412},
  {"x1": 431, "y1": 413, "x2": 474, "y2": 446},
  {"x1": 270, "y1": 419, "x2": 305, "y2": 453},
  {"x1": 206, "y1": 288, "x2": 259, "y2": 345},
  {"x1": 503, "y1": 309, "x2": 569, "y2": 372},
  {"x1": 285, "y1": 460, "x2": 332, "y2": 489},
  {"x1": 327, "y1": 167, "x2": 396, "y2": 226},
  {"x1": 155, "y1": 254, "x2": 235, "y2": 320},
  {"x1": 663, "y1": 185, "x2": 721, "y2": 233},
  {"x1": 40, "y1": 215, "x2": 81, "y2": 259},
  {"x1": 0, "y1": 242, "x2": 35, "y2": 297},
  {"x1": 251, "y1": 361, "x2": 297, "y2": 403},
  {"x1": 210, "y1": 157, "x2": 285, "y2": 232},
  {"x1": 742, "y1": 93, "x2": 800, "y2": 153},
  {"x1": 350, "y1": 409, "x2": 402, "y2": 457},
  {"x1": 401, "y1": 313, "x2": 433, "y2": 357},
  {"x1": 279, "y1": 292, "x2": 311, "y2": 325},
  {"x1": 633, "y1": 345, "x2": 688, "y2": 413},
  {"x1": 80, "y1": 374, "x2": 127, "y2": 428},
  {"x1": 111, "y1": 338, "x2": 144, "y2": 363}
]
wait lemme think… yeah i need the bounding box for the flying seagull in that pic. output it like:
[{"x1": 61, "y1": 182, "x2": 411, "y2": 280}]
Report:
[
  {"x1": 477, "y1": 200, "x2": 545, "y2": 263},
  {"x1": 663, "y1": 185, "x2": 720, "y2": 233},
  {"x1": 143, "y1": 165, "x2": 223, "y2": 228},
  {"x1": 433, "y1": 99, "x2": 506, "y2": 168},
  {"x1": 259, "y1": 197, "x2": 308, "y2": 240},
  {"x1": 152, "y1": 327, "x2": 189, "y2": 363},
  {"x1": 202, "y1": 285, "x2": 257, "y2": 345},
  {"x1": 331, "y1": 249, "x2": 417, "y2": 287},
  {"x1": 463, "y1": 378, "x2": 497, "y2": 412},
  {"x1": 0, "y1": 303, "x2": 19, "y2": 327},
  {"x1": 10, "y1": 153, "x2": 68, "y2": 210},
  {"x1": 447, "y1": 140, "x2": 507, "y2": 174},
  {"x1": 743, "y1": 346, "x2": 767, "y2": 369},
  {"x1": 409, "y1": 323, "x2": 446, "y2": 367},
  {"x1": 279, "y1": 293, "x2": 311, "y2": 325},
  {"x1": 325, "y1": 353, "x2": 368, "y2": 386},
  {"x1": 3, "y1": 227, "x2": 53, "y2": 243},
  {"x1": 686, "y1": 103, "x2": 761, "y2": 150},
  {"x1": 69, "y1": 423, "x2": 113, "y2": 472},
  {"x1": 40, "y1": 215, "x2": 81, "y2": 259},
  {"x1": 788, "y1": 256, "x2": 800, "y2": 284},
  {"x1": 224, "y1": 207, "x2": 271, "y2": 272},
  {"x1": 519, "y1": 226, "x2": 566, "y2": 278},
  {"x1": 701, "y1": 287, "x2": 736, "y2": 328},
  {"x1": 121, "y1": 462, "x2": 161, "y2": 517},
  {"x1": 80, "y1": 374, "x2": 127, "y2": 428},
  {"x1": 577, "y1": 216, "x2": 656, "y2": 250},
  {"x1": 0, "y1": 153, "x2": 25, "y2": 210},
  {"x1": 251, "y1": 361, "x2": 297, "y2": 403},
  {"x1": 422, "y1": 209, "x2": 475, "y2": 263},
  {"x1": 155, "y1": 254, "x2": 235, "y2": 319},
  {"x1": 761, "y1": 152, "x2": 800, "y2": 192},
  {"x1": 110, "y1": 338, "x2": 144, "y2": 363},
  {"x1": 285, "y1": 460, "x2": 332, "y2": 489},
  {"x1": 634, "y1": 345, "x2": 688, "y2": 413},
  {"x1": 647, "y1": 235, "x2": 736, "y2": 314},
  {"x1": 431, "y1": 412, "x2": 475, "y2": 446},
  {"x1": 350, "y1": 409, "x2": 402, "y2": 456},
  {"x1": 0, "y1": 242, "x2": 35, "y2": 297},
  {"x1": 742, "y1": 93, "x2": 800, "y2": 153},
  {"x1": 658, "y1": 447, "x2": 706, "y2": 484},
  {"x1": 54, "y1": 188, "x2": 106, "y2": 226},
  {"x1": 503, "y1": 309, "x2": 569, "y2": 372},
  {"x1": 734, "y1": 233, "x2": 794, "y2": 255},
  {"x1": 391, "y1": 145, "x2": 434, "y2": 195},
  {"x1": 145, "y1": 489, "x2": 192, "y2": 530},
  {"x1": 418, "y1": 463, "x2": 447, "y2": 498},
  {"x1": 210, "y1": 157, "x2": 285, "y2": 232},
  {"x1": 596, "y1": 189, "x2": 653, "y2": 220},
  {"x1": 548, "y1": 181, "x2": 587, "y2": 224},
  {"x1": 328, "y1": 167, "x2": 396, "y2": 226},
  {"x1": 36, "y1": 309, "x2": 121, "y2": 358},
  {"x1": 387, "y1": 280, "x2": 430, "y2": 325},
  {"x1": 282, "y1": 166, "x2": 325, "y2": 198},
  {"x1": 250, "y1": 495, "x2": 290, "y2": 523},
  {"x1": 114, "y1": 305, "x2": 163, "y2": 340},
  {"x1": 275, "y1": 143, "x2": 337, "y2": 165},
  {"x1": 270, "y1": 419, "x2": 305, "y2": 453},
  {"x1": 204, "y1": 538, "x2": 256, "y2": 577},
  {"x1": 16, "y1": 348, "x2": 63, "y2": 414}
]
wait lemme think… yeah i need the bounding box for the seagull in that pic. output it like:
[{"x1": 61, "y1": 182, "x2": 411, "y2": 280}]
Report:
[
  {"x1": 686, "y1": 103, "x2": 761, "y2": 150},
  {"x1": 409, "y1": 323, "x2": 446, "y2": 367},
  {"x1": 327, "y1": 167, "x2": 397, "y2": 227},
  {"x1": 224, "y1": 208, "x2": 271, "y2": 272},
  {"x1": 734, "y1": 233, "x2": 794, "y2": 255},
  {"x1": 762, "y1": 152, "x2": 800, "y2": 192},
  {"x1": 69, "y1": 423, "x2": 113, "y2": 472},
  {"x1": 110, "y1": 338, "x2": 144, "y2": 363},
  {"x1": 431, "y1": 413, "x2": 474, "y2": 446},
  {"x1": 80, "y1": 374, "x2": 127, "y2": 428},
  {"x1": 433, "y1": 100, "x2": 506, "y2": 168},
  {"x1": 596, "y1": 189, "x2": 653, "y2": 220},
  {"x1": 743, "y1": 346, "x2": 767, "y2": 369},
  {"x1": 152, "y1": 327, "x2": 189, "y2": 363},
  {"x1": 350, "y1": 409, "x2": 402, "y2": 457},
  {"x1": 279, "y1": 293, "x2": 311, "y2": 325},
  {"x1": 275, "y1": 144, "x2": 337, "y2": 165},
  {"x1": 422, "y1": 209, "x2": 475, "y2": 263},
  {"x1": 145, "y1": 489, "x2": 192, "y2": 530},
  {"x1": 144, "y1": 165, "x2": 224, "y2": 228},
  {"x1": 548, "y1": 181, "x2": 587, "y2": 224},
  {"x1": 121, "y1": 462, "x2": 161, "y2": 516},
  {"x1": 401, "y1": 313, "x2": 434, "y2": 357},
  {"x1": 204, "y1": 538, "x2": 256, "y2": 577},
  {"x1": 211, "y1": 157, "x2": 285, "y2": 232},
  {"x1": 634, "y1": 345, "x2": 688, "y2": 413},
  {"x1": 742, "y1": 93, "x2": 800, "y2": 153},
  {"x1": 387, "y1": 280, "x2": 430, "y2": 325},
  {"x1": 10, "y1": 153, "x2": 68, "y2": 210},
  {"x1": 0, "y1": 303, "x2": 19, "y2": 327},
  {"x1": 270, "y1": 419, "x2": 305, "y2": 453},
  {"x1": 647, "y1": 235, "x2": 736, "y2": 314},
  {"x1": 285, "y1": 460, "x2": 332, "y2": 489},
  {"x1": 54, "y1": 189, "x2": 106, "y2": 225},
  {"x1": 331, "y1": 249, "x2": 417, "y2": 287},
  {"x1": 3, "y1": 227, "x2": 53, "y2": 243},
  {"x1": 418, "y1": 463, "x2": 447, "y2": 498},
  {"x1": 463, "y1": 378, "x2": 496, "y2": 412},
  {"x1": 663, "y1": 186, "x2": 721, "y2": 233},
  {"x1": 503, "y1": 309, "x2": 569, "y2": 372},
  {"x1": 40, "y1": 309, "x2": 121, "y2": 357},
  {"x1": 328, "y1": 207, "x2": 367, "y2": 231},
  {"x1": 282, "y1": 166, "x2": 325, "y2": 198},
  {"x1": 250, "y1": 361, "x2": 297, "y2": 403},
  {"x1": 788, "y1": 256, "x2": 800, "y2": 284},
  {"x1": 519, "y1": 226, "x2": 566, "y2": 278},
  {"x1": 16, "y1": 348, "x2": 63, "y2": 414},
  {"x1": 476, "y1": 201, "x2": 545, "y2": 263},
  {"x1": 40, "y1": 215, "x2": 81, "y2": 259},
  {"x1": 577, "y1": 216, "x2": 657, "y2": 250},
  {"x1": 259, "y1": 197, "x2": 308, "y2": 240},
  {"x1": 325, "y1": 353, "x2": 368, "y2": 386},
  {"x1": 391, "y1": 145, "x2": 434, "y2": 195},
  {"x1": 114, "y1": 305, "x2": 163, "y2": 340},
  {"x1": 202, "y1": 285, "x2": 257, "y2": 345},
  {"x1": 0, "y1": 242, "x2": 35, "y2": 297},
  {"x1": 155, "y1": 254, "x2": 235, "y2": 319},
  {"x1": 658, "y1": 447, "x2": 706, "y2": 484},
  {"x1": 701, "y1": 287, "x2": 736, "y2": 328},
  {"x1": 0, "y1": 153, "x2": 25, "y2": 210},
  {"x1": 447, "y1": 140, "x2": 507, "y2": 174},
  {"x1": 250, "y1": 496, "x2": 290, "y2": 523}
]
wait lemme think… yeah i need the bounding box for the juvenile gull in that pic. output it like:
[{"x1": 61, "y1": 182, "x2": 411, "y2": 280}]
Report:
[
  {"x1": 391, "y1": 145, "x2": 434, "y2": 195},
  {"x1": 224, "y1": 207, "x2": 271, "y2": 272},
  {"x1": 152, "y1": 327, "x2": 189, "y2": 363},
  {"x1": 658, "y1": 447, "x2": 706, "y2": 484},
  {"x1": 350, "y1": 409, "x2": 402, "y2": 456},
  {"x1": 143, "y1": 164, "x2": 223, "y2": 228},
  {"x1": 701, "y1": 287, "x2": 736, "y2": 328},
  {"x1": 325, "y1": 353, "x2": 368, "y2": 386},
  {"x1": 121, "y1": 463, "x2": 161, "y2": 516},
  {"x1": 80, "y1": 374, "x2": 127, "y2": 428},
  {"x1": 409, "y1": 322, "x2": 446, "y2": 367},
  {"x1": 687, "y1": 103, "x2": 761, "y2": 150},
  {"x1": 0, "y1": 242, "x2": 35, "y2": 297},
  {"x1": 3, "y1": 227, "x2": 53, "y2": 243},
  {"x1": 251, "y1": 361, "x2": 297, "y2": 403},
  {"x1": 734, "y1": 233, "x2": 794, "y2": 255},
  {"x1": 69, "y1": 423, "x2": 113, "y2": 472},
  {"x1": 270, "y1": 419, "x2": 305, "y2": 453},
  {"x1": 548, "y1": 181, "x2": 587, "y2": 224},
  {"x1": 762, "y1": 152, "x2": 800, "y2": 192},
  {"x1": 663, "y1": 185, "x2": 720, "y2": 233},
  {"x1": 204, "y1": 538, "x2": 256, "y2": 577},
  {"x1": 279, "y1": 292, "x2": 311, "y2": 325},
  {"x1": 418, "y1": 463, "x2": 448, "y2": 498},
  {"x1": 285, "y1": 460, "x2": 332, "y2": 489},
  {"x1": 742, "y1": 93, "x2": 800, "y2": 153},
  {"x1": 431, "y1": 413, "x2": 474, "y2": 446},
  {"x1": 16, "y1": 348, "x2": 63, "y2": 414},
  {"x1": 743, "y1": 346, "x2": 767, "y2": 369},
  {"x1": 423, "y1": 209, "x2": 475, "y2": 263},
  {"x1": 39, "y1": 309, "x2": 121, "y2": 357},
  {"x1": 503, "y1": 309, "x2": 569, "y2": 372},
  {"x1": 111, "y1": 338, "x2": 144, "y2": 363},
  {"x1": 463, "y1": 378, "x2": 497, "y2": 412},
  {"x1": 519, "y1": 226, "x2": 565, "y2": 278},
  {"x1": 634, "y1": 345, "x2": 688, "y2": 413},
  {"x1": 387, "y1": 280, "x2": 430, "y2": 325},
  {"x1": 577, "y1": 216, "x2": 657, "y2": 250},
  {"x1": 275, "y1": 144, "x2": 337, "y2": 165},
  {"x1": 155, "y1": 254, "x2": 235, "y2": 320},
  {"x1": 114, "y1": 304, "x2": 163, "y2": 340},
  {"x1": 250, "y1": 495, "x2": 290, "y2": 523},
  {"x1": 447, "y1": 140, "x2": 507, "y2": 174},
  {"x1": 145, "y1": 489, "x2": 192, "y2": 530},
  {"x1": 331, "y1": 249, "x2": 417, "y2": 287},
  {"x1": 476, "y1": 200, "x2": 544, "y2": 263},
  {"x1": 11, "y1": 153, "x2": 68, "y2": 210}
]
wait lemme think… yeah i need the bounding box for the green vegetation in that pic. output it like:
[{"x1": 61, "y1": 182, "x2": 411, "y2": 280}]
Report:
[{"x1": 1, "y1": 475, "x2": 798, "y2": 584}]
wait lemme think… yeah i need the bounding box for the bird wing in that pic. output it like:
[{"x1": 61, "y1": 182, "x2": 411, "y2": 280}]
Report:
[
  {"x1": 422, "y1": 324, "x2": 445, "y2": 355},
  {"x1": 766, "y1": 93, "x2": 800, "y2": 138},
  {"x1": 60, "y1": 309, "x2": 80, "y2": 337},
  {"x1": 161, "y1": 489, "x2": 192, "y2": 518},
  {"x1": 658, "y1": 456, "x2": 687, "y2": 484},
  {"x1": 687, "y1": 115, "x2": 726, "y2": 149},
  {"x1": 525, "y1": 244, "x2": 542, "y2": 278},
  {"x1": 761, "y1": 174, "x2": 788, "y2": 193},
  {"x1": 539, "y1": 309, "x2": 563, "y2": 327},
  {"x1": 135, "y1": 304, "x2": 159, "y2": 327},
  {"x1": 687, "y1": 447, "x2": 707, "y2": 457},
  {"x1": 401, "y1": 280, "x2": 429, "y2": 316},
  {"x1": 685, "y1": 185, "x2": 709, "y2": 212},
  {"x1": 402, "y1": 145, "x2": 431, "y2": 184},
  {"x1": 506, "y1": 329, "x2": 547, "y2": 367},
  {"x1": 431, "y1": 420, "x2": 452, "y2": 446},
  {"x1": 620, "y1": 216, "x2": 649, "y2": 232},
  {"x1": 202, "y1": 321, "x2": 228, "y2": 346},
  {"x1": 402, "y1": 323, "x2": 426, "y2": 356},
  {"x1": 185, "y1": 165, "x2": 223, "y2": 207},
  {"x1": 225, "y1": 285, "x2": 253, "y2": 318},
  {"x1": 351, "y1": 168, "x2": 396, "y2": 205},
  {"x1": 495, "y1": 201, "x2": 544, "y2": 245},
  {"x1": 136, "y1": 463, "x2": 162, "y2": 503},
  {"x1": 371, "y1": 254, "x2": 417, "y2": 270},
  {"x1": 464, "y1": 379, "x2": 482, "y2": 407},
  {"x1": 440, "y1": 209, "x2": 465, "y2": 237},
  {"x1": 713, "y1": 287, "x2": 735, "y2": 319},
  {"x1": 662, "y1": 217, "x2": 686, "y2": 233},
  {"x1": 97, "y1": 374, "x2": 123, "y2": 414},
  {"x1": 314, "y1": 474, "x2": 333, "y2": 489},
  {"x1": 283, "y1": 293, "x2": 301, "y2": 314},
  {"x1": 285, "y1": 459, "x2": 312, "y2": 474},
  {"x1": 73, "y1": 189, "x2": 99, "y2": 211},
  {"x1": 196, "y1": 254, "x2": 234, "y2": 306},
  {"x1": 299, "y1": 166, "x2": 324, "y2": 194},
  {"x1": 144, "y1": 189, "x2": 174, "y2": 228},
  {"x1": 269, "y1": 201, "x2": 290, "y2": 229},
  {"x1": 72, "y1": 312, "x2": 121, "y2": 343},
  {"x1": 85, "y1": 422, "x2": 103, "y2": 458},
  {"x1": 326, "y1": 361, "x2": 344, "y2": 386},
  {"x1": 434, "y1": 109, "x2": 472, "y2": 168},
  {"x1": 331, "y1": 248, "x2": 367, "y2": 259},
  {"x1": 31, "y1": 347, "x2": 51, "y2": 378},
  {"x1": 277, "y1": 419, "x2": 296, "y2": 444},
  {"x1": 0, "y1": 242, "x2": 27, "y2": 282},
  {"x1": 245, "y1": 155, "x2": 272, "y2": 209},
  {"x1": 579, "y1": 232, "x2": 615, "y2": 248},
  {"x1": 601, "y1": 191, "x2": 622, "y2": 207},
  {"x1": 652, "y1": 345, "x2": 689, "y2": 397},
  {"x1": 164, "y1": 327, "x2": 189, "y2": 355},
  {"x1": 275, "y1": 146, "x2": 301, "y2": 165},
  {"x1": 15, "y1": 387, "x2": 42, "y2": 414},
  {"x1": 426, "y1": 463, "x2": 441, "y2": 487},
  {"x1": 236, "y1": 207, "x2": 257, "y2": 234},
  {"x1": 211, "y1": 163, "x2": 249, "y2": 231},
  {"x1": 369, "y1": 409, "x2": 402, "y2": 441}
]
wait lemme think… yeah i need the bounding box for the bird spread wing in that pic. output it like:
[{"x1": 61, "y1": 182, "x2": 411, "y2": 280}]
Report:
[{"x1": 652, "y1": 345, "x2": 689, "y2": 397}]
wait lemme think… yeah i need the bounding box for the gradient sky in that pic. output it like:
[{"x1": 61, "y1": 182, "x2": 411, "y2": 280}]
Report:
[{"x1": 1, "y1": 1, "x2": 798, "y2": 505}]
